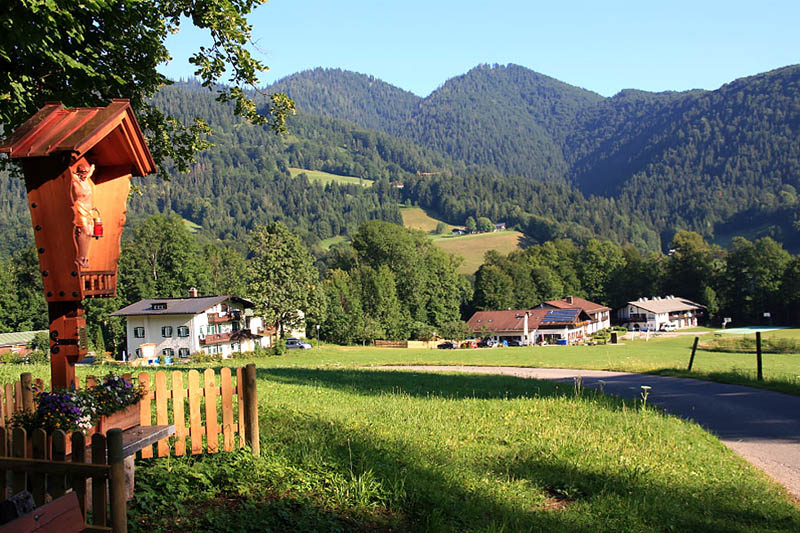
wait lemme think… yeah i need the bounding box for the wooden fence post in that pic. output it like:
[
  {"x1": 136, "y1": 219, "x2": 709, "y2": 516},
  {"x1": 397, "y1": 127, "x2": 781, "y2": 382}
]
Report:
[
  {"x1": 20, "y1": 372, "x2": 34, "y2": 413},
  {"x1": 107, "y1": 428, "x2": 127, "y2": 533},
  {"x1": 687, "y1": 336, "x2": 699, "y2": 371},
  {"x1": 756, "y1": 331, "x2": 763, "y2": 381},
  {"x1": 243, "y1": 364, "x2": 259, "y2": 457}
]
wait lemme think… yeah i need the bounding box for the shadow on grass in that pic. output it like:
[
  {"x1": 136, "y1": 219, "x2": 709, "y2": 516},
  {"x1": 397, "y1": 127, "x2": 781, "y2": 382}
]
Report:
[
  {"x1": 252, "y1": 398, "x2": 798, "y2": 532},
  {"x1": 259, "y1": 366, "x2": 569, "y2": 401},
  {"x1": 258, "y1": 366, "x2": 800, "y2": 443},
  {"x1": 133, "y1": 367, "x2": 800, "y2": 531}
]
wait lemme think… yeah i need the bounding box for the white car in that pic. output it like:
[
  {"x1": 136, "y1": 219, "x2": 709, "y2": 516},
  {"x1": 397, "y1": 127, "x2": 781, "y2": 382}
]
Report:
[
  {"x1": 286, "y1": 337, "x2": 312, "y2": 349},
  {"x1": 660, "y1": 323, "x2": 677, "y2": 332}
]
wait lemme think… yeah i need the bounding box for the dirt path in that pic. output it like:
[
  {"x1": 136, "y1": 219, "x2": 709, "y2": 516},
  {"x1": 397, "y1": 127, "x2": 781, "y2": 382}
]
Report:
[{"x1": 376, "y1": 365, "x2": 800, "y2": 500}]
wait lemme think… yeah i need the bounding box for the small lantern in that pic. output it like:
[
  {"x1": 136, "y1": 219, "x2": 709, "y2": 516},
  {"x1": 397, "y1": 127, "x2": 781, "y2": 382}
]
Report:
[{"x1": 0, "y1": 100, "x2": 155, "y2": 388}]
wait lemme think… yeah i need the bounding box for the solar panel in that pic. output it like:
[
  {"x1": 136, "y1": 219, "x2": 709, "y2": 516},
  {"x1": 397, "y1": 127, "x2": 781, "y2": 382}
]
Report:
[{"x1": 541, "y1": 309, "x2": 580, "y2": 323}]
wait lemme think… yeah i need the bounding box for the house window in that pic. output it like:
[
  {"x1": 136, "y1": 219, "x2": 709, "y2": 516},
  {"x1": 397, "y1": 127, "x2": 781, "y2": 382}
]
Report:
[
  {"x1": 135, "y1": 348, "x2": 142, "y2": 358},
  {"x1": 178, "y1": 347, "x2": 190, "y2": 358},
  {"x1": 152, "y1": 302, "x2": 167, "y2": 311},
  {"x1": 177, "y1": 326, "x2": 189, "y2": 337},
  {"x1": 133, "y1": 327, "x2": 145, "y2": 338},
  {"x1": 161, "y1": 326, "x2": 173, "y2": 337},
  {"x1": 162, "y1": 348, "x2": 174, "y2": 357}
]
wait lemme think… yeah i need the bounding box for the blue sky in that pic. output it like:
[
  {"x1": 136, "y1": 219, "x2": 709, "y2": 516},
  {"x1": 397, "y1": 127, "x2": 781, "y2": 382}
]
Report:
[{"x1": 161, "y1": 0, "x2": 799, "y2": 97}]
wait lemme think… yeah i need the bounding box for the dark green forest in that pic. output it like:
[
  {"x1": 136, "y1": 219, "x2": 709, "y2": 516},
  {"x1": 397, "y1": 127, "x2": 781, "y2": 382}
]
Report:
[
  {"x1": 3, "y1": 64, "x2": 800, "y2": 257},
  {"x1": 270, "y1": 63, "x2": 800, "y2": 251},
  {"x1": 3, "y1": 63, "x2": 800, "y2": 346}
]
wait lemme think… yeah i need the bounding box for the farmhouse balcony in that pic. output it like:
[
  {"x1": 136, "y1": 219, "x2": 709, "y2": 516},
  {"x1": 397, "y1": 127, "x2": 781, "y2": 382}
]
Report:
[
  {"x1": 207, "y1": 311, "x2": 242, "y2": 324},
  {"x1": 200, "y1": 332, "x2": 233, "y2": 345}
]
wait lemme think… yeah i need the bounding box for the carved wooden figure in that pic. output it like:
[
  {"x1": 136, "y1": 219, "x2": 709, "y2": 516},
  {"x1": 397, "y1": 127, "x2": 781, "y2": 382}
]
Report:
[{"x1": 0, "y1": 100, "x2": 155, "y2": 388}]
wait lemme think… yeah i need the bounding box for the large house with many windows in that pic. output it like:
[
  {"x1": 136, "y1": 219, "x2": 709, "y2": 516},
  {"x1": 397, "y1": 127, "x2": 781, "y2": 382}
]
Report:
[
  {"x1": 111, "y1": 292, "x2": 269, "y2": 361},
  {"x1": 614, "y1": 296, "x2": 705, "y2": 331}
]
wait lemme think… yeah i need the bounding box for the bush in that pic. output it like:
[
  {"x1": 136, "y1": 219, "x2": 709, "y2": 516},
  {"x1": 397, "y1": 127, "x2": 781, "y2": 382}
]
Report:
[
  {"x1": 190, "y1": 351, "x2": 222, "y2": 364},
  {"x1": 26, "y1": 350, "x2": 49, "y2": 364},
  {"x1": 272, "y1": 338, "x2": 286, "y2": 356}
]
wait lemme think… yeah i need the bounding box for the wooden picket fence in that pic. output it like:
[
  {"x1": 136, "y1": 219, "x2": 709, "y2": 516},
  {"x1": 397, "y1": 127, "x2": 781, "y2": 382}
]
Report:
[
  {"x1": 0, "y1": 364, "x2": 260, "y2": 459},
  {"x1": 0, "y1": 427, "x2": 128, "y2": 532}
]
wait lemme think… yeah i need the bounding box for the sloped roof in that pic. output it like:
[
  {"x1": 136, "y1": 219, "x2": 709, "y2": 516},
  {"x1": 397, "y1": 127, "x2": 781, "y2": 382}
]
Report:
[
  {"x1": 625, "y1": 296, "x2": 704, "y2": 314},
  {"x1": 0, "y1": 330, "x2": 48, "y2": 348},
  {"x1": 541, "y1": 296, "x2": 610, "y2": 313},
  {"x1": 111, "y1": 296, "x2": 254, "y2": 317},
  {"x1": 0, "y1": 100, "x2": 155, "y2": 176},
  {"x1": 466, "y1": 308, "x2": 590, "y2": 333}
]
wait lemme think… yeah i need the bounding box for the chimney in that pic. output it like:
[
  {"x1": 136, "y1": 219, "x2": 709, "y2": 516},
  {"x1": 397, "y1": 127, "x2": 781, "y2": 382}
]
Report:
[
  {"x1": 189, "y1": 287, "x2": 198, "y2": 298},
  {"x1": 566, "y1": 296, "x2": 573, "y2": 304}
]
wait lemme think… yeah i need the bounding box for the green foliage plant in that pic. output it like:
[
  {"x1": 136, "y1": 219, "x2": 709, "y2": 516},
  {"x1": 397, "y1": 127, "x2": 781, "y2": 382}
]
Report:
[
  {"x1": 272, "y1": 338, "x2": 286, "y2": 356},
  {"x1": 1, "y1": 0, "x2": 295, "y2": 179}
]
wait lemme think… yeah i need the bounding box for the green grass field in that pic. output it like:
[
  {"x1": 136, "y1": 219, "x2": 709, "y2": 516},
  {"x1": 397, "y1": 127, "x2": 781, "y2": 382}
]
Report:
[
  {"x1": 289, "y1": 167, "x2": 371, "y2": 187},
  {"x1": 400, "y1": 207, "x2": 456, "y2": 233},
  {"x1": 181, "y1": 217, "x2": 201, "y2": 234},
  {"x1": 434, "y1": 231, "x2": 524, "y2": 273},
  {"x1": 6, "y1": 334, "x2": 800, "y2": 531},
  {"x1": 399, "y1": 207, "x2": 524, "y2": 273},
  {"x1": 318, "y1": 235, "x2": 348, "y2": 250}
]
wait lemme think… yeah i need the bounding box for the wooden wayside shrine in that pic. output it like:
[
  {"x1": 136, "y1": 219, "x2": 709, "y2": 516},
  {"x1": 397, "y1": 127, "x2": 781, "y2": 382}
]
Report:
[{"x1": 0, "y1": 101, "x2": 156, "y2": 389}]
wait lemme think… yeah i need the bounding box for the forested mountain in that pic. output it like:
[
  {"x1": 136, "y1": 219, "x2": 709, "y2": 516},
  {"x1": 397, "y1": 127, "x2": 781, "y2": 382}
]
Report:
[
  {"x1": 269, "y1": 68, "x2": 420, "y2": 134},
  {"x1": 266, "y1": 63, "x2": 800, "y2": 250},
  {"x1": 2, "y1": 63, "x2": 800, "y2": 258}
]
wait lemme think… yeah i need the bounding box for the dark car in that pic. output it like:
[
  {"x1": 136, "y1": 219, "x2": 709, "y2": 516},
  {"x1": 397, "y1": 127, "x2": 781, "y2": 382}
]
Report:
[
  {"x1": 506, "y1": 339, "x2": 525, "y2": 347},
  {"x1": 477, "y1": 338, "x2": 497, "y2": 348},
  {"x1": 437, "y1": 341, "x2": 458, "y2": 350}
]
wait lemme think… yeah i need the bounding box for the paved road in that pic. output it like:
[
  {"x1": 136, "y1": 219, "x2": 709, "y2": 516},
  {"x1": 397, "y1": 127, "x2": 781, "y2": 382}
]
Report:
[{"x1": 377, "y1": 365, "x2": 800, "y2": 500}]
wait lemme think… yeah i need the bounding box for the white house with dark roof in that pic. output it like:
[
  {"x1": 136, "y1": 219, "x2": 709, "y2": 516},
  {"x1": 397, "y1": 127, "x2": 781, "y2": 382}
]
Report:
[
  {"x1": 111, "y1": 292, "x2": 268, "y2": 360},
  {"x1": 615, "y1": 296, "x2": 705, "y2": 331}
]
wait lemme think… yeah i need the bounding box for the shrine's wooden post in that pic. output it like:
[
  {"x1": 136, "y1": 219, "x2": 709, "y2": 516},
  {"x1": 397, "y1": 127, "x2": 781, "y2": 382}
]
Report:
[{"x1": 0, "y1": 100, "x2": 155, "y2": 389}]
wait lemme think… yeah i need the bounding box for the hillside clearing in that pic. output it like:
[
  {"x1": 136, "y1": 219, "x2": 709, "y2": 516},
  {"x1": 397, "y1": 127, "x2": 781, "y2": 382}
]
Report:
[
  {"x1": 434, "y1": 230, "x2": 524, "y2": 273},
  {"x1": 289, "y1": 167, "x2": 371, "y2": 187}
]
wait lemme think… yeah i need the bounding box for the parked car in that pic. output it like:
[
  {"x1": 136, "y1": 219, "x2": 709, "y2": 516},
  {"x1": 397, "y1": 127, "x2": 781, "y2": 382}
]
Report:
[
  {"x1": 506, "y1": 339, "x2": 525, "y2": 347},
  {"x1": 477, "y1": 338, "x2": 497, "y2": 348},
  {"x1": 460, "y1": 339, "x2": 479, "y2": 349},
  {"x1": 437, "y1": 341, "x2": 458, "y2": 349},
  {"x1": 660, "y1": 322, "x2": 677, "y2": 332},
  {"x1": 286, "y1": 337, "x2": 312, "y2": 349}
]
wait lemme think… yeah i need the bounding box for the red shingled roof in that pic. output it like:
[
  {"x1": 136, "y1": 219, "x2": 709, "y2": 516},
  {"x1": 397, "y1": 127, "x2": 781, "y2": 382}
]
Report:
[
  {"x1": 466, "y1": 308, "x2": 590, "y2": 334},
  {"x1": 0, "y1": 100, "x2": 155, "y2": 176}
]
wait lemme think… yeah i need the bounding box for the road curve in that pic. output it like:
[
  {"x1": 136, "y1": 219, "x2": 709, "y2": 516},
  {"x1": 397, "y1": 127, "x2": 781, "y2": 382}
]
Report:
[{"x1": 376, "y1": 365, "x2": 800, "y2": 500}]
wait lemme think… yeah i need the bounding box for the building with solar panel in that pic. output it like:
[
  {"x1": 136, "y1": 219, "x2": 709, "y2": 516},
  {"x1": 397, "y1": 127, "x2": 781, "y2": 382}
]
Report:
[
  {"x1": 466, "y1": 307, "x2": 594, "y2": 345},
  {"x1": 535, "y1": 296, "x2": 611, "y2": 335}
]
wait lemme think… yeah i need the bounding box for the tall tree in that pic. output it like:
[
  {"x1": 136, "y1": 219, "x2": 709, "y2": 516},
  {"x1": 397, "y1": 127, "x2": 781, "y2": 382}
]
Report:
[
  {"x1": 2, "y1": 0, "x2": 295, "y2": 177},
  {"x1": 118, "y1": 214, "x2": 211, "y2": 302},
  {"x1": 473, "y1": 264, "x2": 514, "y2": 311},
  {"x1": 247, "y1": 222, "x2": 318, "y2": 337}
]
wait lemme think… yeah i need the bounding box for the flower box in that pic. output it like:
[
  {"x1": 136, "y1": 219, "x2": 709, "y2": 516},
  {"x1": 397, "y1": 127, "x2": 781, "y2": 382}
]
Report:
[{"x1": 96, "y1": 402, "x2": 141, "y2": 435}]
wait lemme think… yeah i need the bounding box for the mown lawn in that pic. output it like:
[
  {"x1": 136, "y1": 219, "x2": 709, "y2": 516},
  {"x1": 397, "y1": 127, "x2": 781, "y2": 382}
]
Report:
[{"x1": 6, "y1": 336, "x2": 800, "y2": 531}]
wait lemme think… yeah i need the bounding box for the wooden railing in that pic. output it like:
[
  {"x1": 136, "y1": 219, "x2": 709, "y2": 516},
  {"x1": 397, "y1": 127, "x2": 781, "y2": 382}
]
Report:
[
  {"x1": 0, "y1": 365, "x2": 260, "y2": 459},
  {"x1": 0, "y1": 427, "x2": 127, "y2": 532}
]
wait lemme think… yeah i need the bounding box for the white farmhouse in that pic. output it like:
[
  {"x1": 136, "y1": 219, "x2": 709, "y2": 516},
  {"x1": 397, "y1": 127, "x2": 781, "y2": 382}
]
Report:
[
  {"x1": 615, "y1": 296, "x2": 705, "y2": 331},
  {"x1": 111, "y1": 292, "x2": 269, "y2": 361}
]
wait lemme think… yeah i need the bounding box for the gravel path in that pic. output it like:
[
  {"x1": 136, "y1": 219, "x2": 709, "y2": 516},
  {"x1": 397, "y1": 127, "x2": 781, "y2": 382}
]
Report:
[{"x1": 376, "y1": 365, "x2": 800, "y2": 500}]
